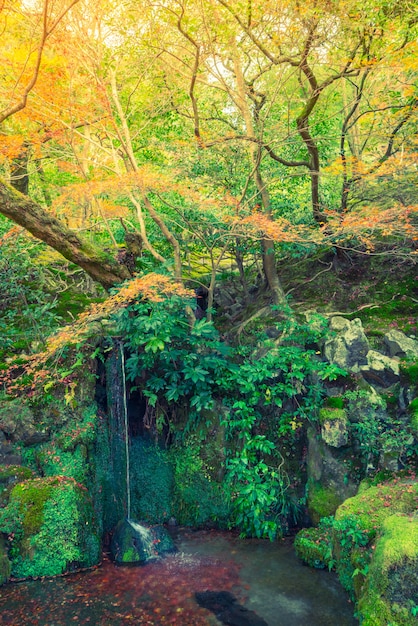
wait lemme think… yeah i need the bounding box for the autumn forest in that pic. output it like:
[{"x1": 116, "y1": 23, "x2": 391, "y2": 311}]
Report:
[{"x1": 0, "y1": 0, "x2": 417, "y2": 624}]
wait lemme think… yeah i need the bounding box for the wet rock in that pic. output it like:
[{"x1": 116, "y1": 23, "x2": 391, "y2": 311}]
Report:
[
  {"x1": 195, "y1": 591, "x2": 268, "y2": 626},
  {"x1": 306, "y1": 427, "x2": 357, "y2": 524},
  {"x1": 110, "y1": 518, "x2": 176, "y2": 564},
  {"x1": 384, "y1": 329, "x2": 418, "y2": 358}
]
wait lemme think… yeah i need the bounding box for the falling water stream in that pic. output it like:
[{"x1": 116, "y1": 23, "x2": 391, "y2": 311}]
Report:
[{"x1": 119, "y1": 341, "x2": 131, "y2": 521}]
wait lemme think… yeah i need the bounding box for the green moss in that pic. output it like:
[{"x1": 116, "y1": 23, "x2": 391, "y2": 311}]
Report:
[
  {"x1": 294, "y1": 521, "x2": 333, "y2": 569},
  {"x1": 319, "y1": 407, "x2": 347, "y2": 423},
  {"x1": 335, "y1": 478, "x2": 418, "y2": 536},
  {"x1": 0, "y1": 466, "x2": 36, "y2": 505},
  {"x1": 358, "y1": 514, "x2": 418, "y2": 626},
  {"x1": 325, "y1": 397, "x2": 345, "y2": 409},
  {"x1": 400, "y1": 360, "x2": 418, "y2": 386},
  {"x1": 308, "y1": 483, "x2": 342, "y2": 525},
  {"x1": 0, "y1": 476, "x2": 100, "y2": 579},
  {"x1": 409, "y1": 398, "x2": 418, "y2": 434},
  {"x1": 11, "y1": 478, "x2": 55, "y2": 535}
]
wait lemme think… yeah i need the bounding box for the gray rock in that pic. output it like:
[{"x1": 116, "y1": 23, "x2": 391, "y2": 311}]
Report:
[
  {"x1": 324, "y1": 317, "x2": 369, "y2": 371},
  {"x1": 110, "y1": 518, "x2": 176, "y2": 564},
  {"x1": 384, "y1": 329, "x2": 418, "y2": 358},
  {"x1": 321, "y1": 418, "x2": 349, "y2": 448},
  {"x1": 360, "y1": 350, "x2": 400, "y2": 387}
]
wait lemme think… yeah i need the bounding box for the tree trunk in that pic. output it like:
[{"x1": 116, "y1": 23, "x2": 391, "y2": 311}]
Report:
[
  {"x1": 233, "y1": 49, "x2": 287, "y2": 307},
  {"x1": 0, "y1": 178, "x2": 131, "y2": 289}
]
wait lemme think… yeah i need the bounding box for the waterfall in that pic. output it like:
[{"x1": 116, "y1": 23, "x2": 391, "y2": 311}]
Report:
[{"x1": 119, "y1": 341, "x2": 131, "y2": 520}]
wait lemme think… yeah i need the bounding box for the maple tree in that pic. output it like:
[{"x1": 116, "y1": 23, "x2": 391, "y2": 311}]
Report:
[{"x1": 0, "y1": 0, "x2": 416, "y2": 306}]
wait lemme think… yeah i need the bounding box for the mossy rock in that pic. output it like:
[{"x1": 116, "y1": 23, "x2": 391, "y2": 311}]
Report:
[
  {"x1": 319, "y1": 408, "x2": 347, "y2": 423},
  {"x1": 294, "y1": 521, "x2": 333, "y2": 569},
  {"x1": 358, "y1": 514, "x2": 418, "y2": 626},
  {"x1": 308, "y1": 482, "x2": 343, "y2": 525},
  {"x1": 0, "y1": 465, "x2": 35, "y2": 504},
  {"x1": 0, "y1": 476, "x2": 101, "y2": 579},
  {"x1": 335, "y1": 476, "x2": 418, "y2": 537},
  {"x1": 110, "y1": 518, "x2": 176, "y2": 564}
]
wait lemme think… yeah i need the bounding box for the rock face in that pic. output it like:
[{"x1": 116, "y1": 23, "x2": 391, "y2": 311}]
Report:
[
  {"x1": 306, "y1": 427, "x2": 357, "y2": 525},
  {"x1": 0, "y1": 400, "x2": 48, "y2": 464},
  {"x1": 110, "y1": 518, "x2": 176, "y2": 564}
]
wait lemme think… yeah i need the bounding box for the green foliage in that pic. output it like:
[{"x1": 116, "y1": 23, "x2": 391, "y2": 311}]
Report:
[
  {"x1": 114, "y1": 298, "x2": 343, "y2": 539},
  {"x1": 326, "y1": 396, "x2": 345, "y2": 409},
  {"x1": 115, "y1": 296, "x2": 230, "y2": 423},
  {"x1": 0, "y1": 234, "x2": 62, "y2": 359},
  {"x1": 170, "y1": 437, "x2": 231, "y2": 527},
  {"x1": 344, "y1": 389, "x2": 417, "y2": 470}
]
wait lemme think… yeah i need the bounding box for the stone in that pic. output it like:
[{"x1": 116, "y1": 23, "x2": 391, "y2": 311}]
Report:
[
  {"x1": 0, "y1": 400, "x2": 47, "y2": 445},
  {"x1": 384, "y1": 329, "x2": 418, "y2": 358},
  {"x1": 360, "y1": 350, "x2": 400, "y2": 387},
  {"x1": 324, "y1": 317, "x2": 369, "y2": 372},
  {"x1": 110, "y1": 518, "x2": 176, "y2": 564},
  {"x1": 319, "y1": 407, "x2": 349, "y2": 447},
  {"x1": 306, "y1": 427, "x2": 357, "y2": 524},
  {"x1": 321, "y1": 418, "x2": 349, "y2": 448}
]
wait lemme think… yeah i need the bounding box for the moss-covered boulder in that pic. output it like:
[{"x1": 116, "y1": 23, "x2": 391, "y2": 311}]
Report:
[
  {"x1": 307, "y1": 482, "x2": 343, "y2": 524},
  {"x1": 335, "y1": 475, "x2": 418, "y2": 536},
  {"x1": 0, "y1": 476, "x2": 101, "y2": 579},
  {"x1": 294, "y1": 517, "x2": 334, "y2": 569},
  {"x1": 358, "y1": 514, "x2": 418, "y2": 626},
  {"x1": 110, "y1": 518, "x2": 176, "y2": 564},
  {"x1": 334, "y1": 475, "x2": 418, "y2": 622}
]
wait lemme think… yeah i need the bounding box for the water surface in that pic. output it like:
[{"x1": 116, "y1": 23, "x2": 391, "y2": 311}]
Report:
[{"x1": 0, "y1": 529, "x2": 357, "y2": 625}]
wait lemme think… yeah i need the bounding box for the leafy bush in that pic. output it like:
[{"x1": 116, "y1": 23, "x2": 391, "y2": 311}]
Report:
[{"x1": 112, "y1": 296, "x2": 345, "y2": 539}]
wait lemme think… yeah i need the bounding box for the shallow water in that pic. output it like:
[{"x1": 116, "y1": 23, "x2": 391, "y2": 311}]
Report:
[{"x1": 0, "y1": 529, "x2": 357, "y2": 625}]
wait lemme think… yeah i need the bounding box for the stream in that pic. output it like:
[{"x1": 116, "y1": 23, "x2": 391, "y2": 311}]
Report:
[{"x1": 0, "y1": 528, "x2": 357, "y2": 625}]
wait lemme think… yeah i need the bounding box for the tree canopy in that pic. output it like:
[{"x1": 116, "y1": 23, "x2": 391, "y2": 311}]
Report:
[{"x1": 0, "y1": 0, "x2": 417, "y2": 303}]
